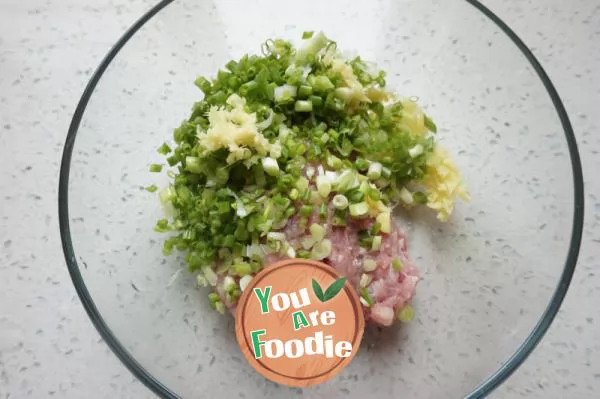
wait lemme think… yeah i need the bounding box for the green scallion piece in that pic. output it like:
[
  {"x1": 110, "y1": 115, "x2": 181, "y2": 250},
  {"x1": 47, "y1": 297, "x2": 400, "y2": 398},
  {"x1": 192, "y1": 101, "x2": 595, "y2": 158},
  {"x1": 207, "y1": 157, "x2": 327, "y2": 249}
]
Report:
[
  {"x1": 298, "y1": 85, "x2": 313, "y2": 98},
  {"x1": 355, "y1": 157, "x2": 369, "y2": 171},
  {"x1": 145, "y1": 184, "x2": 158, "y2": 193},
  {"x1": 424, "y1": 115, "x2": 437, "y2": 133},
  {"x1": 368, "y1": 188, "x2": 381, "y2": 201},
  {"x1": 319, "y1": 204, "x2": 328, "y2": 219},
  {"x1": 300, "y1": 204, "x2": 314, "y2": 217},
  {"x1": 149, "y1": 164, "x2": 163, "y2": 173},
  {"x1": 413, "y1": 191, "x2": 428, "y2": 204},
  {"x1": 309, "y1": 75, "x2": 334, "y2": 92},
  {"x1": 397, "y1": 305, "x2": 414, "y2": 322},
  {"x1": 310, "y1": 95, "x2": 323, "y2": 108},
  {"x1": 332, "y1": 194, "x2": 348, "y2": 210},
  {"x1": 348, "y1": 190, "x2": 365, "y2": 203},
  {"x1": 297, "y1": 249, "x2": 311, "y2": 259},
  {"x1": 157, "y1": 143, "x2": 171, "y2": 155},
  {"x1": 302, "y1": 31, "x2": 314, "y2": 39},
  {"x1": 185, "y1": 157, "x2": 202, "y2": 174},
  {"x1": 233, "y1": 263, "x2": 252, "y2": 276},
  {"x1": 371, "y1": 222, "x2": 381, "y2": 235},
  {"x1": 289, "y1": 188, "x2": 299, "y2": 200}
]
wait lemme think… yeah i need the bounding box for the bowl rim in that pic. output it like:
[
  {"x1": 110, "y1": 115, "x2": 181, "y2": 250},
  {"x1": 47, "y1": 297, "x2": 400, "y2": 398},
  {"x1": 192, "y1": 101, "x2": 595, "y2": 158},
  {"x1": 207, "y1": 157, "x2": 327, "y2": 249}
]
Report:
[{"x1": 58, "y1": 1, "x2": 585, "y2": 397}]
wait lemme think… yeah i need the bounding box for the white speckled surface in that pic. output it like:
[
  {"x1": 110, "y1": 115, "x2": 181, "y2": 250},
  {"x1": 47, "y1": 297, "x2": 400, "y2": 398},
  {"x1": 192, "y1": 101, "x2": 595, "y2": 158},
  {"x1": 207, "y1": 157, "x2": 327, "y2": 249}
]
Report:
[{"x1": 0, "y1": 0, "x2": 598, "y2": 398}]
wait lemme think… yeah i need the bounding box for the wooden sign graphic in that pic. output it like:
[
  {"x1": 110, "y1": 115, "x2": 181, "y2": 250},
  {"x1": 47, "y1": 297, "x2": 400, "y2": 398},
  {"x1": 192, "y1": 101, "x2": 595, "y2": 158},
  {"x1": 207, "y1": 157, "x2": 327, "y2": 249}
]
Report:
[{"x1": 235, "y1": 259, "x2": 365, "y2": 387}]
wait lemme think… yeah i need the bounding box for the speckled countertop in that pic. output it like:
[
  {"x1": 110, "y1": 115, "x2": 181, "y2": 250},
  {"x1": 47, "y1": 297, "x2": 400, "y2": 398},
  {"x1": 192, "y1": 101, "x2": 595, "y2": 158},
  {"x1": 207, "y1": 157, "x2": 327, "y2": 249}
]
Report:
[{"x1": 0, "y1": 0, "x2": 598, "y2": 398}]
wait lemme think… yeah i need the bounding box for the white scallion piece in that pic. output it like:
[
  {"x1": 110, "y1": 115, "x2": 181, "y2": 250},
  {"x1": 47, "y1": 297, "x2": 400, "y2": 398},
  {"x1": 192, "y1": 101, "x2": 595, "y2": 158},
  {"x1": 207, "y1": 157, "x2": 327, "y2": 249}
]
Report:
[
  {"x1": 363, "y1": 259, "x2": 377, "y2": 272},
  {"x1": 367, "y1": 162, "x2": 382, "y2": 180},
  {"x1": 202, "y1": 266, "x2": 218, "y2": 286},
  {"x1": 408, "y1": 144, "x2": 424, "y2": 158},
  {"x1": 332, "y1": 194, "x2": 349, "y2": 210},
  {"x1": 239, "y1": 275, "x2": 253, "y2": 292},
  {"x1": 360, "y1": 273, "x2": 372, "y2": 288},
  {"x1": 261, "y1": 157, "x2": 280, "y2": 177}
]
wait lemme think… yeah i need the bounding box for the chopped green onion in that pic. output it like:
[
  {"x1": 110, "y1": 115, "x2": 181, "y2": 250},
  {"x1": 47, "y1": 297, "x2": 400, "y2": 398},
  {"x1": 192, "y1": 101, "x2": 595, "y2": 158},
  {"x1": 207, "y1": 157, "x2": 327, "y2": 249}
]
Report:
[
  {"x1": 295, "y1": 177, "x2": 309, "y2": 192},
  {"x1": 348, "y1": 190, "x2": 365, "y2": 203},
  {"x1": 367, "y1": 188, "x2": 381, "y2": 201},
  {"x1": 370, "y1": 222, "x2": 381, "y2": 235},
  {"x1": 297, "y1": 249, "x2": 311, "y2": 259},
  {"x1": 289, "y1": 188, "x2": 299, "y2": 200},
  {"x1": 208, "y1": 292, "x2": 221, "y2": 308},
  {"x1": 392, "y1": 258, "x2": 403, "y2": 271},
  {"x1": 286, "y1": 245, "x2": 296, "y2": 258},
  {"x1": 196, "y1": 274, "x2": 208, "y2": 287},
  {"x1": 298, "y1": 85, "x2": 313, "y2": 98},
  {"x1": 185, "y1": 157, "x2": 202, "y2": 173},
  {"x1": 149, "y1": 164, "x2": 163, "y2": 173},
  {"x1": 309, "y1": 75, "x2": 334, "y2": 92},
  {"x1": 194, "y1": 76, "x2": 211, "y2": 93},
  {"x1": 274, "y1": 84, "x2": 297, "y2": 103},
  {"x1": 424, "y1": 115, "x2": 437, "y2": 133},
  {"x1": 413, "y1": 191, "x2": 428, "y2": 204},
  {"x1": 301, "y1": 31, "x2": 314, "y2": 39},
  {"x1": 397, "y1": 305, "x2": 414, "y2": 322},
  {"x1": 239, "y1": 275, "x2": 253, "y2": 291},
  {"x1": 310, "y1": 190, "x2": 323, "y2": 205},
  {"x1": 399, "y1": 187, "x2": 414, "y2": 205},
  {"x1": 300, "y1": 204, "x2": 314, "y2": 217},
  {"x1": 310, "y1": 223, "x2": 326, "y2": 241},
  {"x1": 233, "y1": 263, "x2": 252, "y2": 276},
  {"x1": 301, "y1": 236, "x2": 316, "y2": 250},
  {"x1": 202, "y1": 266, "x2": 218, "y2": 286},
  {"x1": 360, "y1": 288, "x2": 373, "y2": 307},
  {"x1": 261, "y1": 157, "x2": 280, "y2": 176},
  {"x1": 316, "y1": 175, "x2": 332, "y2": 198},
  {"x1": 332, "y1": 194, "x2": 349, "y2": 210},
  {"x1": 360, "y1": 273, "x2": 372, "y2": 288},
  {"x1": 223, "y1": 276, "x2": 236, "y2": 292},
  {"x1": 371, "y1": 235, "x2": 382, "y2": 251},
  {"x1": 310, "y1": 95, "x2": 323, "y2": 108},
  {"x1": 145, "y1": 184, "x2": 158, "y2": 193},
  {"x1": 335, "y1": 170, "x2": 357, "y2": 192},
  {"x1": 157, "y1": 143, "x2": 171, "y2": 155},
  {"x1": 363, "y1": 259, "x2": 377, "y2": 272},
  {"x1": 355, "y1": 157, "x2": 369, "y2": 171},
  {"x1": 349, "y1": 202, "x2": 369, "y2": 217},
  {"x1": 319, "y1": 203, "x2": 328, "y2": 219},
  {"x1": 381, "y1": 167, "x2": 392, "y2": 179},
  {"x1": 408, "y1": 144, "x2": 424, "y2": 158},
  {"x1": 294, "y1": 100, "x2": 313, "y2": 112},
  {"x1": 302, "y1": 189, "x2": 311, "y2": 202},
  {"x1": 311, "y1": 239, "x2": 332, "y2": 260},
  {"x1": 294, "y1": 31, "x2": 329, "y2": 65},
  {"x1": 327, "y1": 155, "x2": 342, "y2": 170},
  {"x1": 376, "y1": 212, "x2": 391, "y2": 234},
  {"x1": 359, "y1": 234, "x2": 373, "y2": 249},
  {"x1": 367, "y1": 162, "x2": 382, "y2": 180},
  {"x1": 215, "y1": 301, "x2": 226, "y2": 314}
]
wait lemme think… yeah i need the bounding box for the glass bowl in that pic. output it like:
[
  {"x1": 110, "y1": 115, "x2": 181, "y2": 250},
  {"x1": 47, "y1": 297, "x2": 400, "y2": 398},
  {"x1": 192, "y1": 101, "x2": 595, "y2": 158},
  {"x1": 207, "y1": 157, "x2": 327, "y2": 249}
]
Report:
[{"x1": 59, "y1": 0, "x2": 584, "y2": 398}]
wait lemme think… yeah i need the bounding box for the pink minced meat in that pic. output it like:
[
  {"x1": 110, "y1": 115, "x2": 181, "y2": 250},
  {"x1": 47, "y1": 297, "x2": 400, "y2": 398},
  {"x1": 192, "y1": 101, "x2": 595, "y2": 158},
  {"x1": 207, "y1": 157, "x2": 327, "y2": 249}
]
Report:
[{"x1": 264, "y1": 207, "x2": 419, "y2": 327}]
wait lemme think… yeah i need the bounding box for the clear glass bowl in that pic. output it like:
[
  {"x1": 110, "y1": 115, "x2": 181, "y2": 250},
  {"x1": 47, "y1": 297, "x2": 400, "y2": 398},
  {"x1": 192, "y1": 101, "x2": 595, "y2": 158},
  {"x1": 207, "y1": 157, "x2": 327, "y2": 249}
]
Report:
[{"x1": 59, "y1": 0, "x2": 584, "y2": 398}]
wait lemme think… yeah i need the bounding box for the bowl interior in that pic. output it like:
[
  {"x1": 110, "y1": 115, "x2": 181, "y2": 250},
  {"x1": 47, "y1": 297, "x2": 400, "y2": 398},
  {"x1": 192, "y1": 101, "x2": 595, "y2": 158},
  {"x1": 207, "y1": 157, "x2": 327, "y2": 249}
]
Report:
[{"x1": 65, "y1": 0, "x2": 576, "y2": 397}]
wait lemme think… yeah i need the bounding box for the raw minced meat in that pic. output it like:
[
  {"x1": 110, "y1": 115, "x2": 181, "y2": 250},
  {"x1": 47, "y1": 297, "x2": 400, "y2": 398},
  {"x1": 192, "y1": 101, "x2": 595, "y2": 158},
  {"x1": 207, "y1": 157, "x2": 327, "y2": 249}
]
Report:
[{"x1": 221, "y1": 202, "x2": 418, "y2": 327}]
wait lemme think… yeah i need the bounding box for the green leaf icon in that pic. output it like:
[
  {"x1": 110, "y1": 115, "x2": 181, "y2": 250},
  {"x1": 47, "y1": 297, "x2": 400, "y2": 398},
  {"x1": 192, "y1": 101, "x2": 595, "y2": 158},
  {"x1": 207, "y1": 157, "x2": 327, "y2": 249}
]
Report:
[
  {"x1": 323, "y1": 277, "x2": 347, "y2": 301},
  {"x1": 312, "y1": 279, "x2": 325, "y2": 302},
  {"x1": 312, "y1": 277, "x2": 347, "y2": 303}
]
